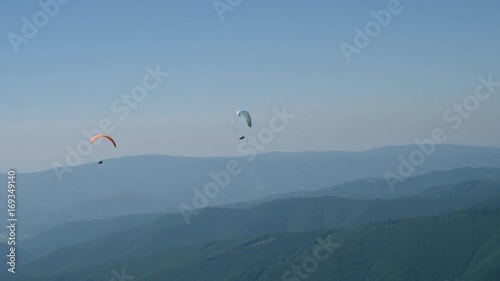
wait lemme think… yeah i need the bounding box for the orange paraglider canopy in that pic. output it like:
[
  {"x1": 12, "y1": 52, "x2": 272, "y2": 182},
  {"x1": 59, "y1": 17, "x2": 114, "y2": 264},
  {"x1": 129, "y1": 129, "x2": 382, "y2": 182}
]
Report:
[{"x1": 91, "y1": 134, "x2": 117, "y2": 148}]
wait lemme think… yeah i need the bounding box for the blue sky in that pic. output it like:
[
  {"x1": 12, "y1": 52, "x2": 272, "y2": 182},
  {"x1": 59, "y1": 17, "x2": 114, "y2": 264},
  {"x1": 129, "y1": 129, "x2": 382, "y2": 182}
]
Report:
[{"x1": 1, "y1": 0, "x2": 500, "y2": 171}]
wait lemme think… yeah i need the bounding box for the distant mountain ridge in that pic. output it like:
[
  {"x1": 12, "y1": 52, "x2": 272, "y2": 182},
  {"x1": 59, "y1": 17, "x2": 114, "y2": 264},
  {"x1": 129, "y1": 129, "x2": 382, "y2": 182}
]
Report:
[
  {"x1": 228, "y1": 167, "x2": 500, "y2": 205},
  {"x1": 11, "y1": 208, "x2": 500, "y2": 281},
  {"x1": 19, "y1": 177, "x2": 500, "y2": 269},
  {"x1": 3, "y1": 145, "x2": 500, "y2": 237}
]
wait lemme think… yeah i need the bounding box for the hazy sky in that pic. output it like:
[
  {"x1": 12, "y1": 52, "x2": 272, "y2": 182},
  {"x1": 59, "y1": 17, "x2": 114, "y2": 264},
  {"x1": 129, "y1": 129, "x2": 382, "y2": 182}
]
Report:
[{"x1": 1, "y1": 0, "x2": 500, "y2": 172}]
